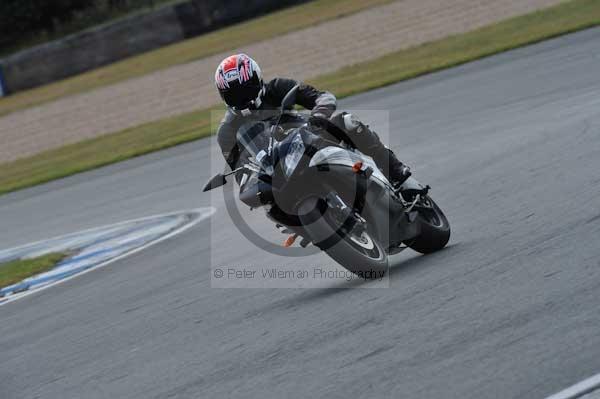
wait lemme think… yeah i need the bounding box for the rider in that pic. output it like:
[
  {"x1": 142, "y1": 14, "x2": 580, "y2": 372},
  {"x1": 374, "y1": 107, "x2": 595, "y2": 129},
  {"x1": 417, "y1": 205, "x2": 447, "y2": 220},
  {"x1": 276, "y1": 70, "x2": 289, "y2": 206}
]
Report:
[{"x1": 215, "y1": 53, "x2": 411, "y2": 185}]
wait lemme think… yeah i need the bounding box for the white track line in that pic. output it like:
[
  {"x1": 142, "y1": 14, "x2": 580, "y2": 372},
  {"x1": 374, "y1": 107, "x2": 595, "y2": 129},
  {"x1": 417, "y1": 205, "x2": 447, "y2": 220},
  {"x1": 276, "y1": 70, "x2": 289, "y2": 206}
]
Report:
[
  {"x1": 545, "y1": 373, "x2": 600, "y2": 399},
  {"x1": 0, "y1": 207, "x2": 215, "y2": 306}
]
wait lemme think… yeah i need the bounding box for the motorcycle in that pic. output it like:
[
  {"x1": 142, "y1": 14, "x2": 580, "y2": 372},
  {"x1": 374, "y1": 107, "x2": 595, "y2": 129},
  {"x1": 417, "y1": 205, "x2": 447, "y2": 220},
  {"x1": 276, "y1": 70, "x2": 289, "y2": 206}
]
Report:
[{"x1": 204, "y1": 86, "x2": 450, "y2": 275}]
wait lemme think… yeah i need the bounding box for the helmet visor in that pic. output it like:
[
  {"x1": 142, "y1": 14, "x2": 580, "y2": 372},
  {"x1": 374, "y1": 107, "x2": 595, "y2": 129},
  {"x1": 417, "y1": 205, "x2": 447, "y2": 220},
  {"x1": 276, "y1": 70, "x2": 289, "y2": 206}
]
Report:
[{"x1": 221, "y1": 83, "x2": 262, "y2": 109}]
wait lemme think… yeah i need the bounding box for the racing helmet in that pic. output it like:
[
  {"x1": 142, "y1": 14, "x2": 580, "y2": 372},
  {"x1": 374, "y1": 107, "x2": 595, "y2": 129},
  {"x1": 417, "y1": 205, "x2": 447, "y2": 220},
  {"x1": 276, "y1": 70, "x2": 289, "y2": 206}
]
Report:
[{"x1": 215, "y1": 54, "x2": 264, "y2": 115}]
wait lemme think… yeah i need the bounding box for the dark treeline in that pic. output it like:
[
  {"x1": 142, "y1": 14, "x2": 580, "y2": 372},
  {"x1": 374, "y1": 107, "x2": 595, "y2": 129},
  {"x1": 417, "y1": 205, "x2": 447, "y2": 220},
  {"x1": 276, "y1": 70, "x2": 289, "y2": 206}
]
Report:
[{"x1": 0, "y1": 0, "x2": 164, "y2": 55}]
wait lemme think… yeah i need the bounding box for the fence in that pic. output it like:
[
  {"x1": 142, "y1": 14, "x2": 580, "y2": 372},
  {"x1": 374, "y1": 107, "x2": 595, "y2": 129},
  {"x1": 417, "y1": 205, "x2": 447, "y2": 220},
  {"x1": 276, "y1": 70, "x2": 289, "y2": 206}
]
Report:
[{"x1": 0, "y1": 65, "x2": 6, "y2": 97}]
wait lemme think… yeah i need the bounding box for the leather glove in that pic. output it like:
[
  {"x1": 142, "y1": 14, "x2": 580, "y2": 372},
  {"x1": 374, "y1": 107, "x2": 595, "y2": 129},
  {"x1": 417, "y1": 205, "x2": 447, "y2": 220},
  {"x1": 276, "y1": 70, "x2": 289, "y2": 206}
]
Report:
[{"x1": 308, "y1": 113, "x2": 329, "y2": 130}]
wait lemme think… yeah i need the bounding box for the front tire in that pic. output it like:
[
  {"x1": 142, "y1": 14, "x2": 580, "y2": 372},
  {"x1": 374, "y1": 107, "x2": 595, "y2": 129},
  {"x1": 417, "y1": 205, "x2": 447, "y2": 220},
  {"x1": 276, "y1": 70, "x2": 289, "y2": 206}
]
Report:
[
  {"x1": 298, "y1": 198, "x2": 389, "y2": 276},
  {"x1": 406, "y1": 196, "x2": 450, "y2": 254}
]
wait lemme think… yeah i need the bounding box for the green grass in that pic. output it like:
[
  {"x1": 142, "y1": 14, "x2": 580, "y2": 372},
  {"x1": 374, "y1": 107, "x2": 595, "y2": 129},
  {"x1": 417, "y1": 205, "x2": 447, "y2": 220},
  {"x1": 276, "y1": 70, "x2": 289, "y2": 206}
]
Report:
[
  {"x1": 0, "y1": 253, "x2": 67, "y2": 289},
  {"x1": 0, "y1": 0, "x2": 394, "y2": 117},
  {"x1": 0, "y1": 107, "x2": 218, "y2": 195},
  {"x1": 309, "y1": 0, "x2": 600, "y2": 98},
  {"x1": 0, "y1": 0, "x2": 599, "y2": 196}
]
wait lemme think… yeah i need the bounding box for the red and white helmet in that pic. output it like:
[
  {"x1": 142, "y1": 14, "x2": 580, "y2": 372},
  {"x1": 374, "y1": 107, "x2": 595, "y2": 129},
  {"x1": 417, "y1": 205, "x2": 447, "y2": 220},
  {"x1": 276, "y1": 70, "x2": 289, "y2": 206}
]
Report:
[{"x1": 215, "y1": 54, "x2": 264, "y2": 113}]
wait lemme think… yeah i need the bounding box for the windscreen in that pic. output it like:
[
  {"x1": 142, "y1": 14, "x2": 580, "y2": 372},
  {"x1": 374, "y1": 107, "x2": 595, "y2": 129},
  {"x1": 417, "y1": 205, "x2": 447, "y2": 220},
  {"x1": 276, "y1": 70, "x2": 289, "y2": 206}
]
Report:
[{"x1": 236, "y1": 121, "x2": 272, "y2": 159}]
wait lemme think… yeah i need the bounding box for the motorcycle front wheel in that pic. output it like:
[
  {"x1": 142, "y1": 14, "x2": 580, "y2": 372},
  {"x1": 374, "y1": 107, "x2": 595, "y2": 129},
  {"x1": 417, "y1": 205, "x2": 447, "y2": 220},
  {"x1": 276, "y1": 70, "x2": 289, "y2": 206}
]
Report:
[{"x1": 298, "y1": 197, "x2": 389, "y2": 276}]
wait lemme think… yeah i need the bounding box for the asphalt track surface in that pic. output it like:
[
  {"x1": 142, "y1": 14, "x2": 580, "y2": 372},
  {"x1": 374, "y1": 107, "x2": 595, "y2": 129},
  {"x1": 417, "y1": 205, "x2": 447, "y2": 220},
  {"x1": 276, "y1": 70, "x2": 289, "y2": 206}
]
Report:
[{"x1": 1, "y1": 28, "x2": 600, "y2": 399}]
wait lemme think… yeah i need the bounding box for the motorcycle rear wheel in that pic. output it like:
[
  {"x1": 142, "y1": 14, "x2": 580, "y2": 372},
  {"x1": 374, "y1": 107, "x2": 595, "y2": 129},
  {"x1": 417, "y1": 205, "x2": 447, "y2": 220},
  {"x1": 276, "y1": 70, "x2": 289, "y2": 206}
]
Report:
[{"x1": 405, "y1": 196, "x2": 450, "y2": 254}]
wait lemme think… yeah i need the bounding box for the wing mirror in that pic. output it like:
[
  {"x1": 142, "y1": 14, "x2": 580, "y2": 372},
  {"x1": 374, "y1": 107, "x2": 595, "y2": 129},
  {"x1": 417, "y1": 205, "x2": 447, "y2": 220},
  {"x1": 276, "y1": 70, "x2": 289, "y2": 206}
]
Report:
[
  {"x1": 280, "y1": 85, "x2": 298, "y2": 111},
  {"x1": 202, "y1": 174, "x2": 227, "y2": 192},
  {"x1": 272, "y1": 85, "x2": 299, "y2": 133}
]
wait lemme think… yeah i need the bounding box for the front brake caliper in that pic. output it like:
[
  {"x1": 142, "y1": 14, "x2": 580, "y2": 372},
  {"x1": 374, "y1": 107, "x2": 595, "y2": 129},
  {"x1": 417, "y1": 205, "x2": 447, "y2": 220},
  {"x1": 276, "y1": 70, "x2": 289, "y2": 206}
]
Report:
[
  {"x1": 325, "y1": 192, "x2": 366, "y2": 235},
  {"x1": 326, "y1": 192, "x2": 352, "y2": 220}
]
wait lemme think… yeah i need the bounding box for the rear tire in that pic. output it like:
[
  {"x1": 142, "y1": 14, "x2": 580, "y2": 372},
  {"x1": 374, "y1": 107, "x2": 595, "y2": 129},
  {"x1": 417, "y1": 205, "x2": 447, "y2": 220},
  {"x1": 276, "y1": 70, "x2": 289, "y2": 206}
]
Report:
[
  {"x1": 298, "y1": 198, "x2": 389, "y2": 277},
  {"x1": 406, "y1": 196, "x2": 450, "y2": 254}
]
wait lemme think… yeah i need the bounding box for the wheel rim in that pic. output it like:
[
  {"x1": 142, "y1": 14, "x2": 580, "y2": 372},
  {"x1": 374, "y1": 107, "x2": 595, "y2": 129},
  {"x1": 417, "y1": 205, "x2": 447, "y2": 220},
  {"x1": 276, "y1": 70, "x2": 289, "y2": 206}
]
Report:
[
  {"x1": 347, "y1": 229, "x2": 383, "y2": 260},
  {"x1": 324, "y1": 212, "x2": 384, "y2": 261},
  {"x1": 417, "y1": 197, "x2": 444, "y2": 228},
  {"x1": 349, "y1": 229, "x2": 375, "y2": 250}
]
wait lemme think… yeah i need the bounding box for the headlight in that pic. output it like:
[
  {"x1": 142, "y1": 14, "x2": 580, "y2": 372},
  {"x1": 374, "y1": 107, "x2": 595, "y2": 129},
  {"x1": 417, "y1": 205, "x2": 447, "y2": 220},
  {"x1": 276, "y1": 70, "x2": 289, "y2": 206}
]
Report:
[
  {"x1": 283, "y1": 133, "x2": 305, "y2": 177},
  {"x1": 255, "y1": 149, "x2": 273, "y2": 175}
]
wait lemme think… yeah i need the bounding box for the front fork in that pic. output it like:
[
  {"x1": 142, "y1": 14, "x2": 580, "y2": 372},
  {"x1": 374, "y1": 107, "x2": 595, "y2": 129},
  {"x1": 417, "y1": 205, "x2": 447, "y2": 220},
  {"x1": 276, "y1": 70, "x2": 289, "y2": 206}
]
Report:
[{"x1": 324, "y1": 191, "x2": 367, "y2": 237}]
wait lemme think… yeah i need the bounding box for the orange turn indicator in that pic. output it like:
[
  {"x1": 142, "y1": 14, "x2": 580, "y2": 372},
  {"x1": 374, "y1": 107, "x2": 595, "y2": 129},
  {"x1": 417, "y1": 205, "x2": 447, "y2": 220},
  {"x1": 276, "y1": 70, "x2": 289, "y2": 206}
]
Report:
[
  {"x1": 283, "y1": 234, "x2": 298, "y2": 247},
  {"x1": 352, "y1": 161, "x2": 363, "y2": 173}
]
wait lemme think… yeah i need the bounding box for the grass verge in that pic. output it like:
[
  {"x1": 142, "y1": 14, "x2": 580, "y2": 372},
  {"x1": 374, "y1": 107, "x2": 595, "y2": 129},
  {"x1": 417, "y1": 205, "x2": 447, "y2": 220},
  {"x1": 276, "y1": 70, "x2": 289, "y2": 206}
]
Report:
[
  {"x1": 0, "y1": 253, "x2": 67, "y2": 289},
  {"x1": 309, "y1": 0, "x2": 600, "y2": 98},
  {"x1": 0, "y1": 0, "x2": 394, "y2": 117},
  {"x1": 0, "y1": 0, "x2": 599, "y2": 196}
]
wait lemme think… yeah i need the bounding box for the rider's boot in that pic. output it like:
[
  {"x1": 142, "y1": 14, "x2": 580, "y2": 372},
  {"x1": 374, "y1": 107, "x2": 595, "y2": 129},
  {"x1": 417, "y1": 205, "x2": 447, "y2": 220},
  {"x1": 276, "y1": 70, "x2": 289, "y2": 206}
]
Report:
[{"x1": 380, "y1": 148, "x2": 412, "y2": 187}]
